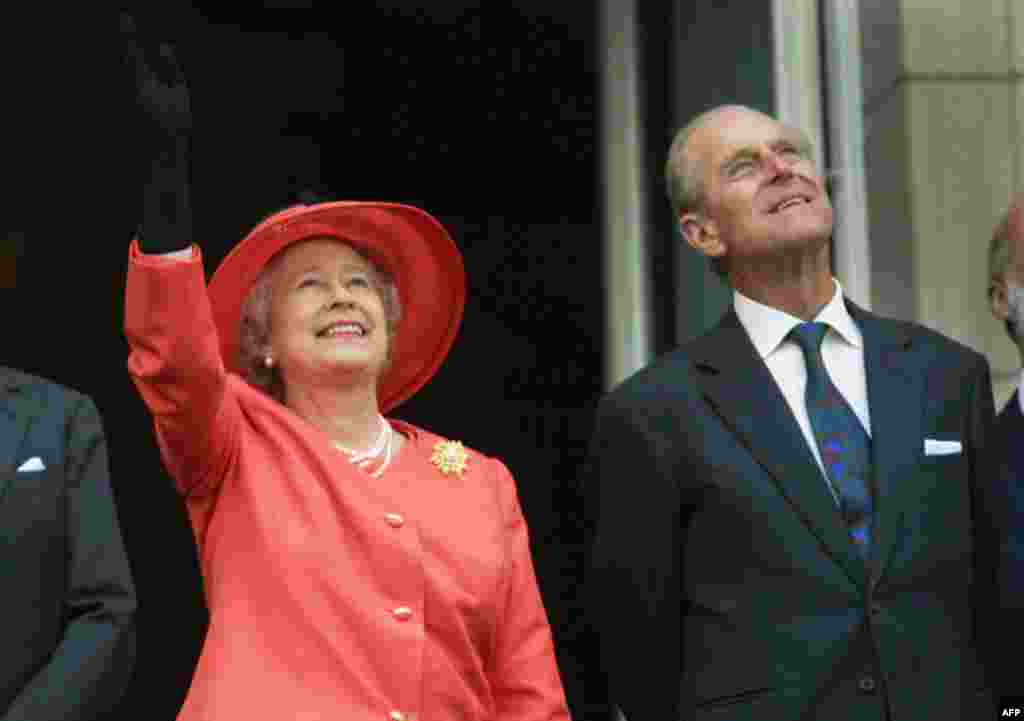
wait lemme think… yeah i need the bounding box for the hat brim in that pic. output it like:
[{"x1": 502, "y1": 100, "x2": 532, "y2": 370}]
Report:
[{"x1": 207, "y1": 201, "x2": 466, "y2": 413}]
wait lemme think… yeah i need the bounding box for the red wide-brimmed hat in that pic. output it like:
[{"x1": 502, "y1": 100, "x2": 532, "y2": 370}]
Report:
[{"x1": 207, "y1": 201, "x2": 466, "y2": 413}]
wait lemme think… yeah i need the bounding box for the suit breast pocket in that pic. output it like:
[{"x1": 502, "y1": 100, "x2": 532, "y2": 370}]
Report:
[
  {"x1": 0, "y1": 469, "x2": 65, "y2": 547},
  {"x1": 917, "y1": 451, "x2": 969, "y2": 492},
  {"x1": 901, "y1": 453, "x2": 972, "y2": 558}
]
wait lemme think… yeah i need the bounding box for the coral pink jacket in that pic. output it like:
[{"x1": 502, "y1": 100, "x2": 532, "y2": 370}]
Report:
[{"x1": 125, "y1": 242, "x2": 569, "y2": 721}]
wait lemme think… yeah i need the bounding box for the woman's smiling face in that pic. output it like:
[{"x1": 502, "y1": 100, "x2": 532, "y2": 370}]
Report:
[{"x1": 267, "y1": 237, "x2": 391, "y2": 393}]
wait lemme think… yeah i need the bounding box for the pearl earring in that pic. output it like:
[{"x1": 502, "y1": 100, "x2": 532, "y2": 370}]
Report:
[{"x1": 264, "y1": 356, "x2": 275, "y2": 368}]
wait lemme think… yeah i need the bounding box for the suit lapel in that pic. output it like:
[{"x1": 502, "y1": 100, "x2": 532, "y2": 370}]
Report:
[
  {"x1": 691, "y1": 310, "x2": 869, "y2": 589},
  {"x1": 848, "y1": 302, "x2": 922, "y2": 585},
  {"x1": 0, "y1": 368, "x2": 33, "y2": 491}
]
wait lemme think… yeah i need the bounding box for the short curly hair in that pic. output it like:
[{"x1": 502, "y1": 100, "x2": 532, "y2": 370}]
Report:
[{"x1": 238, "y1": 242, "x2": 403, "y2": 403}]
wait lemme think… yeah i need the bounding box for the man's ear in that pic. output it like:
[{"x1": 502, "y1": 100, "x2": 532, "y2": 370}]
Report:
[
  {"x1": 991, "y1": 276, "x2": 1010, "y2": 322},
  {"x1": 679, "y1": 212, "x2": 726, "y2": 260}
]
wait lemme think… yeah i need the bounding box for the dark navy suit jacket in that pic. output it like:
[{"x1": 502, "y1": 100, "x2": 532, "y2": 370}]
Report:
[
  {"x1": 0, "y1": 367, "x2": 136, "y2": 720},
  {"x1": 994, "y1": 390, "x2": 1024, "y2": 632},
  {"x1": 586, "y1": 301, "x2": 1006, "y2": 720}
]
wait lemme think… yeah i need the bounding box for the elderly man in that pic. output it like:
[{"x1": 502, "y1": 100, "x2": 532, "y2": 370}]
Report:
[
  {"x1": 986, "y1": 196, "x2": 1024, "y2": 628},
  {"x1": 585, "y1": 105, "x2": 1005, "y2": 720},
  {"x1": 0, "y1": 366, "x2": 136, "y2": 720}
]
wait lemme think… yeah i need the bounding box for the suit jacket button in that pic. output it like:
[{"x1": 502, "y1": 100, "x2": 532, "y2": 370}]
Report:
[
  {"x1": 857, "y1": 675, "x2": 877, "y2": 694},
  {"x1": 869, "y1": 602, "x2": 882, "y2": 616}
]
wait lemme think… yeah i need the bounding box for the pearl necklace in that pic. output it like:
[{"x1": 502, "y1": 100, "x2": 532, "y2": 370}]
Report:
[{"x1": 333, "y1": 414, "x2": 394, "y2": 478}]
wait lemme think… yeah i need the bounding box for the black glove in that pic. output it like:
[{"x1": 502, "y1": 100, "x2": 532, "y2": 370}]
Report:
[{"x1": 121, "y1": 13, "x2": 193, "y2": 253}]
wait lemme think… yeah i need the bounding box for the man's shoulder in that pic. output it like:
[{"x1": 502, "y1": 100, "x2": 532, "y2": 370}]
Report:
[
  {"x1": 0, "y1": 366, "x2": 89, "y2": 413},
  {"x1": 604, "y1": 308, "x2": 753, "y2": 402},
  {"x1": 857, "y1": 309, "x2": 986, "y2": 368},
  {"x1": 599, "y1": 343, "x2": 717, "y2": 425},
  {"x1": 607, "y1": 347, "x2": 697, "y2": 395}
]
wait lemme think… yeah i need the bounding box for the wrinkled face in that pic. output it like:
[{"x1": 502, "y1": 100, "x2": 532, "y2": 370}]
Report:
[
  {"x1": 1004, "y1": 281, "x2": 1024, "y2": 334},
  {"x1": 684, "y1": 107, "x2": 833, "y2": 268},
  {"x1": 267, "y1": 238, "x2": 390, "y2": 392},
  {"x1": 991, "y1": 207, "x2": 1024, "y2": 338},
  {"x1": 1004, "y1": 211, "x2": 1024, "y2": 288}
]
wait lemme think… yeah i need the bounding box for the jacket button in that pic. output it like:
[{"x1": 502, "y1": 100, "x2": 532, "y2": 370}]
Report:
[
  {"x1": 869, "y1": 602, "x2": 882, "y2": 616},
  {"x1": 857, "y1": 675, "x2": 877, "y2": 694},
  {"x1": 384, "y1": 513, "x2": 405, "y2": 528},
  {"x1": 392, "y1": 606, "x2": 413, "y2": 621}
]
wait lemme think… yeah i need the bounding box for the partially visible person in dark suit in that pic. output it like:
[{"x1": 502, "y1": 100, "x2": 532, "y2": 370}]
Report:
[
  {"x1": 986, "y1": 195, "x2": 1024, "y2": 625},
  {"x1": 585, "y1": 104, "x2": 1008, "y2": 720},
  {"x1": 0, "y1": 366, "x2": 136, "y2": 720}
]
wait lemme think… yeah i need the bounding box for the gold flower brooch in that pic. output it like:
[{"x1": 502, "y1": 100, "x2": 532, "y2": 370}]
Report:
[{"x1": 430, "y1": 440, "x2": 469, "y2": 477}]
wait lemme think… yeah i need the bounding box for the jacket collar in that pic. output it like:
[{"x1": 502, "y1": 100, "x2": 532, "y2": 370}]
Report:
[{"x1": 689, "y1": 299, "x2": 920, "y2": 588}]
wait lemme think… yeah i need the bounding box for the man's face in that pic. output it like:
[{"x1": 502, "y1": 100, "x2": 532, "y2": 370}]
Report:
[
  {"x1": 1004, "y1": 281, "x2": 1024, "y2": 337},
  {"x1": 683, "y1": 107, "x2": 833, "y2": 269},
  {"x1": 991, "y1": 208, "x2": 1024, "y2": 340}
]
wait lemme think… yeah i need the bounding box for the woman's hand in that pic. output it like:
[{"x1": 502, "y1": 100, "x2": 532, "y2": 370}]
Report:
[
  {"x1": 120, "y1": 13, "x2": 191, "y2": 140},
  {"x1": 122, "y1": 13, "x2": 194, "y2": 253}
]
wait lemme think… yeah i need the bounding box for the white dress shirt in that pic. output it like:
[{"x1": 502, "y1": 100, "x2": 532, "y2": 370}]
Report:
[{"x1": 733, "y1": 279, "x2": 871, "y2": 502}]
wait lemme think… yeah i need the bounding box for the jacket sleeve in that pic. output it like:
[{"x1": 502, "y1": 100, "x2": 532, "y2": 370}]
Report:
[
  {"x1": 1, "y1": 395, "x2": 136, "y2": 721},
  {"x1": 124, "y1": 240, "x2": 241, "y2": 496},
  {"x1": 1001, "y1": 419, "x2": 1024, "y2": 699},
  {"x1": 586, "y1": 393, "x2": 683, "y2": 721},
  {"x1": 965, "y1": 355, "x2": 1011, "y2": 698},
  {"x1": 488, "y1": 458, "x2": 572, "y2": 721},
  {"x1": 1000, "y1": 401, "x2": 1024, "y2": 622}
]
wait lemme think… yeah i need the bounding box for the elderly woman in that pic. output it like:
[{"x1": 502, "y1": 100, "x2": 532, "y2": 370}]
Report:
[{"x1": 122, "y1": 17, "x2": 569, "y2": 721}]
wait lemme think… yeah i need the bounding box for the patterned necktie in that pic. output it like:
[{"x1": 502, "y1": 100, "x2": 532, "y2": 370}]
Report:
[{"x1": 789, "y1": 322, "x2": 874, "y2": 559}]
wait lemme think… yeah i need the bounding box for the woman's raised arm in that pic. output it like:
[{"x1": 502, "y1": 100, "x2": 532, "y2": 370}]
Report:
[
  {"x1": 120, "y1": 12, "x2": 193, "y2": 255},
  {"x1": 121, "y1": 15, "x2": 238, "y2": 498}
]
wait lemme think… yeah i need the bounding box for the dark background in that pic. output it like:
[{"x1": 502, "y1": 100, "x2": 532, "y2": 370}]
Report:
[{"x1": 2, "y1": 4, "x2": 623, "y2": 719}]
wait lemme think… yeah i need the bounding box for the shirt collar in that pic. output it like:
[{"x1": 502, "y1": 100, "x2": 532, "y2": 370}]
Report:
[{"x1": 733, "y1": 278, "x2": 862, "y2": 359}]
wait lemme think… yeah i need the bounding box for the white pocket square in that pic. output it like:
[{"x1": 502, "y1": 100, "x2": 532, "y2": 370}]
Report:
[
  {"x1": 16, "y1": 457, "x2": 45, "y2": 472},
  {"x1": 924, "y1": 439, "x2": 962, "y2": 456}
]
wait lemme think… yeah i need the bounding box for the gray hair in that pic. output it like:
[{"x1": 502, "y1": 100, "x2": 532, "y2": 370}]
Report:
[
  {"x1": 990, "y1": 206, "x2": 1017, "y2": 341},
  {"x1": 665, "y1": 109, "x2": 720, "y2": 220},
  {"x1": 665, "y1": 105, "x2": 818, "y2": 280},
  {"x1": 238, "y1": 244, "x2": 403, "y2": 402},
  {"x1": 990, "y1": 214, "x2": 1012, "y2": 287},
  {"x1": 665, "y1": 109, "x2": 729, "y2": 278}
]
